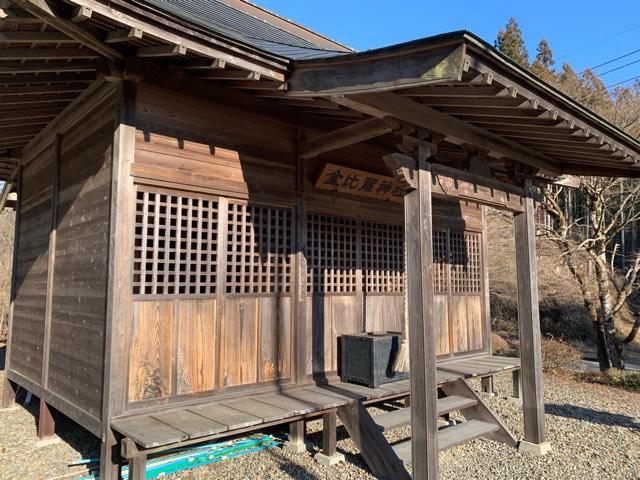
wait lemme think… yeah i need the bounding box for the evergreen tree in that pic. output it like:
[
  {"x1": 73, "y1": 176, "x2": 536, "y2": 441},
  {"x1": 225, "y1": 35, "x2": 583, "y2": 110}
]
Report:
[
  {"x1": 531, "y1": 39, "x2": 556, "y2": 83},
  {"x1": 495, "y1": 17, "x2": 529, "y2": 67}
]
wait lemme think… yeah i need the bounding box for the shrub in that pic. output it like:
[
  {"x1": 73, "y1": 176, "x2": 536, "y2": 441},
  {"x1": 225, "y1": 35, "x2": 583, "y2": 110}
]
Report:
[
  {"x1": 577, "y1": 369, "x2": 640, "y2": 391},
  {"x1": 540, "y1": 337, "x2": 583, "y2": 374}
]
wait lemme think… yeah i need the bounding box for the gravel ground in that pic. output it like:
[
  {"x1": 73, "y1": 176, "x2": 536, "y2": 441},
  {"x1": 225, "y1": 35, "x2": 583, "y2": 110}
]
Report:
[{"x1": 1, "y1": 368, "x2": 639, "y2": 480}]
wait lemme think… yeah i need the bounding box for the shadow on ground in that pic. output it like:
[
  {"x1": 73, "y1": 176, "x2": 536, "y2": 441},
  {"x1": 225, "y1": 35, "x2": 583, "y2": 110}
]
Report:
[{"x1": 546, "y1": 403, "x2": 639, "y2": 430}]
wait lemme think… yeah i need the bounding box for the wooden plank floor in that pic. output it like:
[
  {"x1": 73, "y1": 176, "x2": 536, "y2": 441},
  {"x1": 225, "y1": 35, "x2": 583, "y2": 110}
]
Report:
[{"x1": 112, "y1": 355, "x2": 519, "y2": 450}]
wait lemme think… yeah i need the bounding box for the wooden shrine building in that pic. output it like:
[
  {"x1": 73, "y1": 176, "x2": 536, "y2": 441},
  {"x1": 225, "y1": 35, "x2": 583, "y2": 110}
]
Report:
[{"x1": 2, "y1": 1, "x2": 640, "y2": 479}]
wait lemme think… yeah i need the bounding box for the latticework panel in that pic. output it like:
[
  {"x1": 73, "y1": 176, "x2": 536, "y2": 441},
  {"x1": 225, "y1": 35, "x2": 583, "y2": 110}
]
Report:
[
  {"x1": 133, "y1": 189, "x2": 219, "y2": 295},
  {"x1": 450, "y1": 231, "x2": 481, "y2": 294},
  {"x1": 226, "y1": 202, "x2": 293, "y2": 294},
  {"x1": 362, "y1": 221, "x2": 404, "y2": 293},
  {"x1": 307, "y1": 213, "x2": 357, "y2": 293},
  {"x1": 433, "y1": 229, "x2": 449, "y2": 294}
]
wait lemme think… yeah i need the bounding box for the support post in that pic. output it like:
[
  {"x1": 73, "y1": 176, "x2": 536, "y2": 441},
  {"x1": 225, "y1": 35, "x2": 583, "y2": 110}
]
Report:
[
  {"x1": 481, "y1": 375, "x2": 495, "y2": 396},
  {"x1": 514, "y1": 179, "x2": 550, "y2": 456},
  {"x1": 129, "y1": 453, "x2": 148, "y2": 480},
  {"x1": 37, "y1": 399, "x2": 56, "y2": 441},
  {"x1": 282, "y1": 419, "x2": 307, "y2": 453},
  {"x1": 315, "y1": 410, "x2": 344, "y2": 466},
  {"x1": 385, "y1": 147, "x2": 439, "y2": 480},
  {"x1": 511, "y1": 369, "x2": 523, "y2": 404},
  {"x1": 100, "y1": 430, "x2": 121, "y2": 480},
  {"x1": 1, "y1": 379, "x2": 18, "y2": 409}
]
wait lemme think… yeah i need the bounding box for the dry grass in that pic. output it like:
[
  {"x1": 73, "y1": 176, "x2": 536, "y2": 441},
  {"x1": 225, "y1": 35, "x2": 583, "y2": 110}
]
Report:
[{"x1": 576, "y1": 369, "x2": 640, "y2": 391}]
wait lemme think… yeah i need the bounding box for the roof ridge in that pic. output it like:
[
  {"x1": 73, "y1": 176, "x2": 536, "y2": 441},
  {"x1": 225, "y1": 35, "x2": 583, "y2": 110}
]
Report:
[{"x1": 214, "y1": 0, "x2": 355, "y2": 52}]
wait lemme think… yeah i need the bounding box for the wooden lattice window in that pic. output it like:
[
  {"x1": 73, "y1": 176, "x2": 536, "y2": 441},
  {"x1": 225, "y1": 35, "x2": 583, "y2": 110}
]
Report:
[
  {"x1": 433, "y1": 229, "x2": 449, "y2": 294},
  {"x1": 133, "y1": 189, "x2": 219, "y2": 295},
  {"x1": 226, "y1": 202, "x2": 293, "y2": 294},
  {"x1": 362, "y1": 221, "x2": 404, "y2": 293},
  {"x1": 307, "y1": 213, "x2": 357, "y2": 293},
  {"x1": 450, "y1": 231, "x2": 481, "y2": 294}
]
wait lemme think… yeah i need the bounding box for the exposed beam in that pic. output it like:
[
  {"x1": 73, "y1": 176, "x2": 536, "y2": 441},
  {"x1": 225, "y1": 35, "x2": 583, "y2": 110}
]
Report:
[
  {"x1": 0, "y1": 106, "x2": 64, "y2": 120},
  {"x1": 0, "y1": 61, "x2": 98, "y2": 74},
  {"x1": 65, "y1": 0, "x2": 287, "y2": 81},
  {"x1": 0, "y1": 92, "x2": 78, "y2": 105},
  {"x1": 9, "y1": 0, "x2": 122, "y2": 60},
  {"x1": 436, "y1": 106, "x2": 543, "y2": 118},
  {"x1": 0, "y1": 83, "x2": 88, "y2": 95},
  {"x1": 0, "y1": 31, "x2": 76, "y2": 43},
  {"x1": 137, "y1": 44, "x2": 187, "y2": 58},
  {"x1": 71, "y1": 4, "x2": 92, "y2": 22},
  {"x1": 399, "y1": 85, "x2": 500, "y2": 97},
  {"x1": 228, "y1": 80, "x2": 287, "y2": 90},
  {"x1": 198, "y1": 69, "x2": 260, "y2": 81},
  {"x1": 0, "y1": 47, "x2": 100, "y2": 59},
  {"x1": 418, "y1": 96, "x2": 526, "y2": 108},
  {"x1": 299, "y1": 117, "x2": 400, "y2": 159},
  {"x1": 0, "y1": 72, "x2": 95, "y2": 85},
  {"x1": 430, "y1": 162, "x2": 526, "y2": 211},
  {"x1": 334, "y1": 92, "x2": 560, "y2": 174},
  {"x1": 465, "y1": 54, "x2": 637, "y2": 162},
  {"x1": 104, "y1": 27, "x2": 143, "y2": 44},
  {"x1": 179, "y1": 58, "x2": 227, "y2": 70}
]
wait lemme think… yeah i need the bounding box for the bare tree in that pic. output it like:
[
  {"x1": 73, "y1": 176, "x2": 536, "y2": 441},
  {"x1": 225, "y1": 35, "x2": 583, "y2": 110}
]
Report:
[{"x1": 541, "y1": 178, "x2": 640, "y2": 370}]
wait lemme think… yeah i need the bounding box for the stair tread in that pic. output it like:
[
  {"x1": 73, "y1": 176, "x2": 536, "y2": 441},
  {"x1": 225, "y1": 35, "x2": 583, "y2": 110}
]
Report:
[
  {"x1": 392, "y1": 420, "x2": 500, "y2": 464},
  {"x1": 373, "y1": 395, "x2": 478, "y2": 431}
]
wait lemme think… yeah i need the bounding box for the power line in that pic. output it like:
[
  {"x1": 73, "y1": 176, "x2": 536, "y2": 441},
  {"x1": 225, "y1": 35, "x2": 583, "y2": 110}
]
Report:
[
  {"x1": 598, "y1": 57, "x2": 640, "y2": 76},
  {"x1": 558, "y1": 24, "x2": 640, "y2": 60},
  {"x1": 579, "y1": 47, "x2": 640, "y2": 74},
  {"x1": 583, "y1": 74, "x2": 640, "y2": 100}
]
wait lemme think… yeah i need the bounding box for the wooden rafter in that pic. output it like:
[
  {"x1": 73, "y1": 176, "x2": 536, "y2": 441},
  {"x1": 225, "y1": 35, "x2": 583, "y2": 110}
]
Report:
[
  {"x1": 64, "y1": 0, "x2": 287, "y2": 81},
  {"x1": 333, "y1": 92, "x2": 560, "y2": 174},
  {"x1": 299, "y1": 117, "x2": 400, "y2": 159},
  {"x1": 8, "y1": 0, "x2": 122, "y2": 60}
]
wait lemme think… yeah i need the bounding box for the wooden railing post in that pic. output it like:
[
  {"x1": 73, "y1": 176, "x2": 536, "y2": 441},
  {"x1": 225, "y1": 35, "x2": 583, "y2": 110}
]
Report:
[{"x1": 514, "y1": 179, "x2": 550, "y2": 455}]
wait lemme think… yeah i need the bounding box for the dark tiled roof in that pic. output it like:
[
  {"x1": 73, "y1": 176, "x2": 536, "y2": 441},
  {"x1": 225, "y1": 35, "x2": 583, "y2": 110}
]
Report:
[{"x1": 140, "y1": 0, "x2": 350, "y2": 59}]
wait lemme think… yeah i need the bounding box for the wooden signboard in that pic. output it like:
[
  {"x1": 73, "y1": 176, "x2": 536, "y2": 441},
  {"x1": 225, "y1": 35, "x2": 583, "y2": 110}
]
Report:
[{"x1": 315, "y1": 163, "x2": 404, "y2": 203}]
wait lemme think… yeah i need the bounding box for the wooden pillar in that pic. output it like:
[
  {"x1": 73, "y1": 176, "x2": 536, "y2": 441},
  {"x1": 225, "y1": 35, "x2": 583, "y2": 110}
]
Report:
[
  {"x1": 385, "y1": 148, "x2": 439, "y2": 480},
  {"x1": 1, "y1": 379, "x2": 18, "y2": 409},
  {"x1": 282, "y1": 419, "x2": 306, "y2": 453},
  {"x1": 129, "y1": 453, "x2": 148, "y2": 480},
  {"x1": 481, "y1": 375, "x2": 495, "y2": 395},
  {"x1": 293, "y1": 139, "x2": 308, "y2": 385},
  {"x1": 314, "y1": 410, "x2": 344, "y2": 465},
  {"x1": 101, "y1": 79, "x2": 136, "y2": 479},
  {"x1": 514, "y1": 180, "x2": 550, "y2": 455},
  {"x1": 38, "y1": 399, "x2": 56, "y2": 440}
]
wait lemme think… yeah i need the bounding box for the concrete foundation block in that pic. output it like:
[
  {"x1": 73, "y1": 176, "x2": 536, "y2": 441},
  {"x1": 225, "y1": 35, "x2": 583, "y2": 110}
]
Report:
[
  {"x1": 35, "y1": 435, "x2": 61, "y2": 448},
  {"x1": 314, "y1": 451, "x2": 345, "y2": 466},
  {"x1": 518, "y1": 440, "x2": 552, "y2": 456},
  {"x1": 282, "y1": 441, "x2": 309, "y2": 453}
]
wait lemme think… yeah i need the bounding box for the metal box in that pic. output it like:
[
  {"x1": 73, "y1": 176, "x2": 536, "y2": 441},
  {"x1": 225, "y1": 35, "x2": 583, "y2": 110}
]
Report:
[{"x1": 340, "y1": 332, "x2": 409, "y2": 388}]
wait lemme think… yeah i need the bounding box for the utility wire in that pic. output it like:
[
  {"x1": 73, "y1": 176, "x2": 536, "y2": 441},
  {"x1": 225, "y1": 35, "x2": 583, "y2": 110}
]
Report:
[
  {"x1": 597, "y1": 57, "x2": 640, "y2": 76},
  {"x1": 579, "y1": 47, "x2": 640, "y2": 74},
  {"x1": 583, "y1": 74, "x2": 640, "y2": 100},
  {"x1": 558, "y1": 24, "x2": 640, "y2": 60}
]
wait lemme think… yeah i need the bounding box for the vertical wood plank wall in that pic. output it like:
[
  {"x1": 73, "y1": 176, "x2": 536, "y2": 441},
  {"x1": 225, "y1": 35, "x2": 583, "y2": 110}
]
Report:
[
  {"x1": 123, "y1": 84, "x2": 489, "y2": 410},
  {"x1": 7, "y1": 80, "x2": 120, "y2": 435}
]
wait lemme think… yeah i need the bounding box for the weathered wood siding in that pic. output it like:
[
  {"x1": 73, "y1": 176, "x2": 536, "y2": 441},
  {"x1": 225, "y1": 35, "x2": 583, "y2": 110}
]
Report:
[
  {"x1": 123, "y1": 84, "x2": 489, "y2": 409},
  {"x1": 47, "y1": 92, "x2": 116, "y2": 417},
  {"x1": 9, "y1": 143, "x2": 55, "y2": 383},
  {"x1": 7, "y1": 80, "x2": 120, "y2": 435}
]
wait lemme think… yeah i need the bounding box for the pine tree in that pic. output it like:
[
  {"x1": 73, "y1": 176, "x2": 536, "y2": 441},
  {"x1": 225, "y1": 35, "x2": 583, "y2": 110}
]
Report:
[
  {"x1": 495, "y1": 17, "x2": 529, "y2": 67},
  {"x1": 531, "y1": 39, "x2": 556, "y2": 83}
]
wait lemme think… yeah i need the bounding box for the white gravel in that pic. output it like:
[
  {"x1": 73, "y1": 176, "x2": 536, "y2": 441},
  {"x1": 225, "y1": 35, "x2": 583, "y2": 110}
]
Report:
[{"x1": 1, "y1": 369, "x2": 639, "y2": 480}]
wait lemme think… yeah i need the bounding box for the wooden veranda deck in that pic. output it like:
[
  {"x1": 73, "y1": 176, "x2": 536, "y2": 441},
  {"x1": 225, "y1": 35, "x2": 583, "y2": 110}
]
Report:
[{"x1": 112, "y1": 355, "x2": 520, "y2": 456}]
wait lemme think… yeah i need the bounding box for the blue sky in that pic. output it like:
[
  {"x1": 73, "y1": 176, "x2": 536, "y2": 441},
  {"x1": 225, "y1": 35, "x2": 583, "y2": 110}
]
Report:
[{"x1": 257, "y1": 0, "x2": 640, "y2": 89}]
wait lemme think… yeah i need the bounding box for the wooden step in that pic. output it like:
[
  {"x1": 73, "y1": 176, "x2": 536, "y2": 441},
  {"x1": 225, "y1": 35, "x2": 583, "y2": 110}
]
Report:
[
  {"x1": 391, "y1": 420, "x2": 500, "y2": 464},
  {"x1": 372, "y1": 395, "x2": 478, "y2": 432}
]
